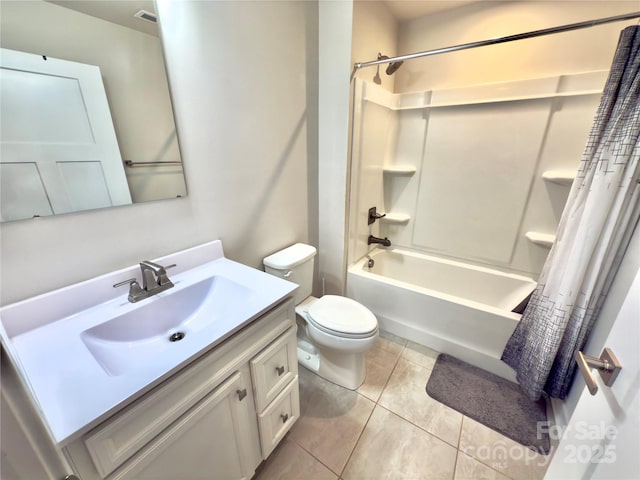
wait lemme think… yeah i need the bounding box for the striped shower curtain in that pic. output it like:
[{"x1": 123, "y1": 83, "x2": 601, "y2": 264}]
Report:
[{"x1": 502, "y1": 26, "x2": 640, "y2": 400}]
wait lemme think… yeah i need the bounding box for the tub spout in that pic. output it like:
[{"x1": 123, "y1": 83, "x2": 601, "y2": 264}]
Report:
[{"x1": 368, "y1": 235, "x2": 391, "y2": 247}]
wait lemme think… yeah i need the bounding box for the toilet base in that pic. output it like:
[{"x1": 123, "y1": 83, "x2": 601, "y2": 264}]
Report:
[
  {"x1": 296, "y1": 337, "x2": 366, "y2": 390},
  {"x1": 297, "y1": 339, "x2": 320, "y2": 372}
]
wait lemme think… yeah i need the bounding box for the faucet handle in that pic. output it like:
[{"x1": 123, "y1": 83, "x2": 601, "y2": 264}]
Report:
[
  {"x1": 368, "y1": 206, "x2": 386, "y2": 225},
  {"x1": 113, "y1": 278, "x2": 145, "y2": 302},
  {"x1": 113, "y1": 278, "x2": 140, "y2": 288}
]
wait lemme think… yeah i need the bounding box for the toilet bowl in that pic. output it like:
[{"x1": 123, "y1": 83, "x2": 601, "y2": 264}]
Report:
[{"x1": 263, "y1": 244, "x2": 378, "y2": 390}]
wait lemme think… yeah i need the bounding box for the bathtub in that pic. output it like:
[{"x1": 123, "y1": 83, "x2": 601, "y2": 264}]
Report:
[{"x1": 346, "y1": 248, "x2": 537, "y2": 380}]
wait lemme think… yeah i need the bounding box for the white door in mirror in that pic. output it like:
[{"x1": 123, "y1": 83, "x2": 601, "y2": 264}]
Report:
[{"x1": 0, "y1": 48, "x2": 132, "y2": 221}]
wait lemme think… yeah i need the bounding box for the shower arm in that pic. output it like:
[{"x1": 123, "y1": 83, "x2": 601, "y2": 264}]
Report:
[{"x1": 350, "y1": 11, "x2": 640, "y2": 81}]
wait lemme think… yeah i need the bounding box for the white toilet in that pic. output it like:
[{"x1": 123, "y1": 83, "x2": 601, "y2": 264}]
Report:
[{"x1": 263, "y1": 243, "x2": 378, "y2": 390}]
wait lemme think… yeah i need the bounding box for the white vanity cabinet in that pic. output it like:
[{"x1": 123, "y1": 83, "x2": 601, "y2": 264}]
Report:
[{"x1": 64, "y1": 298, "x2": 299, "y2": 480}]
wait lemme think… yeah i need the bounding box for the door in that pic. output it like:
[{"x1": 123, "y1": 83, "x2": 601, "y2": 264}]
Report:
[
  {"x1": 0, "y1": 48, "x2": 131, "y2": 221},
  {"x1": 545, "y1": 228, "x2": 640, "y2": 479}
]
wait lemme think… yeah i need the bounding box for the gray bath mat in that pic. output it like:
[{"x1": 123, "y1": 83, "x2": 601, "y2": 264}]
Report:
[{"x1": 426, "y1": 354, "x2": 550, "y2": 454}]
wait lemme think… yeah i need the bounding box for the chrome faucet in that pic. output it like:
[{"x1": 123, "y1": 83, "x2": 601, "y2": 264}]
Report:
[
  {"x1": 368, "y1": 235, "x2": 391, "y2": 247},
  {"x1": 113, "y1": 261, "x2": 176, "y2": 302}
]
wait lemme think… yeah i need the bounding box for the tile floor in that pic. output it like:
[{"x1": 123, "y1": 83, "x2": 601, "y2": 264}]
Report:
[{"x1": 254, "y1": 332, "x2": 552, "y2": 480}]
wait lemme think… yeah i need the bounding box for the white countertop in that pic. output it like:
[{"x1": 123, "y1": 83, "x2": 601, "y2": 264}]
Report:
[{"x1": 0, "y1": 241, "x2": 297, "y2": 446}]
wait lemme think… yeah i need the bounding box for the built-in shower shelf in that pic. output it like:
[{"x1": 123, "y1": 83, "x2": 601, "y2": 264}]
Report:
[
  {"x1": 526, "y1": 231, "x2": 555, "y2": 248},
  {"x1": 380, "y1": 213, "x2": 410, "y2": 225},
  {"x1": 383, "y1": 165, "x2": 416, "y2": 176},
  {"x1": 411, "y1": 89, "x2": 603, "y2": 110},
  {"x1": 542, "y1": 170, "x2": 576, "y2": 186}
]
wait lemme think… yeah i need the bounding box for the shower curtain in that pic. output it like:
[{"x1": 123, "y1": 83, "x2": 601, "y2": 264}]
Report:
[{"x1": 502, "y1": 25, "x2": 640, "y2": 401}]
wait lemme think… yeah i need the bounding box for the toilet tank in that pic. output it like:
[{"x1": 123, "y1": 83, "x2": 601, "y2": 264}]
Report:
[{"x1": 263, "y1": 243, "x2": 317, "y2": 305}]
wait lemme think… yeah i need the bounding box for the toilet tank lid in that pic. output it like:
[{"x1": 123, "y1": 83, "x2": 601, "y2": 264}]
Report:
[{"x1": 263, "y1": 243, "x2": 317, "y2": 270}]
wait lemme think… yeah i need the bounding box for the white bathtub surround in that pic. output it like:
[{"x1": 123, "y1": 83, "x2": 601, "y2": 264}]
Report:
[
  {"x1": 349, "y1": 71, "x2": 609, "y2": 277},
  {"x1": 502, "y1": 26, "x2": 640, "y2": 401},
  {"x1": 347, "y1": 247, "x2": 536, "y2": 380}
]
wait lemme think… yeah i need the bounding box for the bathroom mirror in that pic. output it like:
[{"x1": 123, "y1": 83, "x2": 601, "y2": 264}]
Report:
[{"x1": 0, "y1": 0, "x2": 187, "y2": 222}]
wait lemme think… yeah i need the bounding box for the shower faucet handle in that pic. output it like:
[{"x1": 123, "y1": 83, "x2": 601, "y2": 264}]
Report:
[{"x1": 368, "y1": 206, "x2": 386, "y2": 225}]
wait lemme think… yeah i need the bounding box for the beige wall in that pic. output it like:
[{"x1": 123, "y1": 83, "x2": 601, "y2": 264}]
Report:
[
  {"x1": 351, "y1": 0, "x2": 398, "y2": 92},
  {"x1": 395, "y1": 1, "x2": 639, "y2": 93},
  {"x1": 0, "y1": 0, "x2": 318, "y2": 305},
  {"x1": 1, "y1": 0, "x2": 186, "y2": 203}
]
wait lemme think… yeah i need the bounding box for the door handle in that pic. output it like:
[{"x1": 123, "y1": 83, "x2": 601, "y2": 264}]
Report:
[{"x1": 575, "y1": 347, "x2": 622, "y2": 395}]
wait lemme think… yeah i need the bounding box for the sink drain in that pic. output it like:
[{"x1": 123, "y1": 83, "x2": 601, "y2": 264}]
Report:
[{"x1": 169, "y1": 331, "x2": 186, "y2": 342}]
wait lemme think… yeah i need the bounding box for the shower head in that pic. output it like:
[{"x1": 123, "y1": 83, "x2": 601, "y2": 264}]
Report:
[{"x1": 385, "y1": 60, "x2": 404, "y2": 75}]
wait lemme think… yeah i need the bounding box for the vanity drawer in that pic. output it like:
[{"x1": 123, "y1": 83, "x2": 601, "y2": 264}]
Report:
[
  {"x1": 257, "y1": 376, "x2": 299, "y2": 458},
  {"x1": 250, "y1": 326, "x2": 298, "y2": 412}
]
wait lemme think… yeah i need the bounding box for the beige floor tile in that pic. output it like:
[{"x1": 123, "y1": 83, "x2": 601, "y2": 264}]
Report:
[
  {"x1": 454, "y1": 452, "x2": 511, "y2": 480},
  {"x1": 289, "y1": 368, "x2": 375, "y2": 475},
  {"x1": 342, "y1": 406, "x2": 458, "y2": 480},
  {"x1": 366, "y1": 336, "x2": 402, "y2": 363},
  {"x1": 377, "y1": 330, "x2": 407, "y2": 354},
  {"x1": 401, "y1": 340, "x2": 439, "y2": 370},
  {"x1": 358, "y1": 343, "x2": 401, "y2": 402},
  {"x1": 379, "y1": 357, "x2": 463, "y2": 446},
  {"x1": 253, "y1": 437, "x2": 338, "y2": 480},
  {"x1": 459, "y1": 417, "x2": 551, "y2": 480}
]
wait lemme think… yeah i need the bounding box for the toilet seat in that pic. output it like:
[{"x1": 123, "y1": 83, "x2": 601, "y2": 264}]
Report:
[{"x1": 306, "y1": 295, "x2": 378, "y2": 339}]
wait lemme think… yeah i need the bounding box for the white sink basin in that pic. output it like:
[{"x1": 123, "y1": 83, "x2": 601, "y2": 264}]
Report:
[
  {"x1": 81, "y1": 276, "x2": 251, "y2": 375},
  {"x1": 0, "y1": 240, "x2": 298, "y2": 445}
]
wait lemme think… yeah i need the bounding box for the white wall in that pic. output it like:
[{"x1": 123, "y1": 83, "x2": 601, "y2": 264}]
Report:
[
  {"x1": 317, "y1": 0, "x2": 353, "y2": 295},
  {"x1": 0, "y1": 0, "x2": 318, "y2": 305},
  {"x1": 1, "y1": 0, "x2": 186, "y2": 204}
]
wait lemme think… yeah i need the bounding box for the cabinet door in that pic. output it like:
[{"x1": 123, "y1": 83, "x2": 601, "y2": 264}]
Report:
[{"x1": 111, "y1": 371, "x2": 252, "y2": 480}]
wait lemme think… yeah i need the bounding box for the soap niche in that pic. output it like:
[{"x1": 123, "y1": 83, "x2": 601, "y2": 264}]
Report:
[{"x1": 381, "y1": 165, "x2": 415, "y2": 233}]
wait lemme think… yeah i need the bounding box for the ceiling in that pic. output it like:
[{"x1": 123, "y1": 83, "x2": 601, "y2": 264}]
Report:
[
  {"x1": 48, "y1": 1, "x2": 483, "y2": 36},
  {"x1": 47, "y1": 1, "x2": 158, "y2": 36},
  {"x1": 382, "y1": 0, "x2": 483, "y2": 22}
]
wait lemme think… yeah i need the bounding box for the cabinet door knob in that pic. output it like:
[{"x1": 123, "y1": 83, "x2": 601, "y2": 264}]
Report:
[
  {"x1": 280, "y1": 413, "x2": 289, "y2": 423},
  {"x1": 237, "y1": 388, "x2": 247, "y2": 401},
  {"x1": 275, "y1": 365, "x2": 285, "y2": 376}
]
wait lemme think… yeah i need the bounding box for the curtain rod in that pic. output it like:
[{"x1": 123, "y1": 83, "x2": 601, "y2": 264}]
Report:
[{"x1": 351, "y1": 11, "x2": 640, "y2": 80}]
